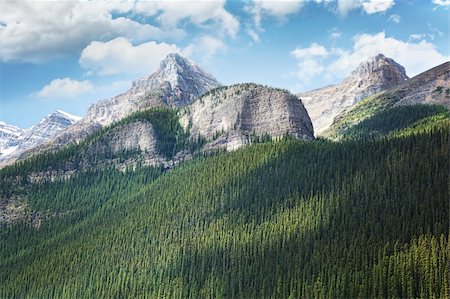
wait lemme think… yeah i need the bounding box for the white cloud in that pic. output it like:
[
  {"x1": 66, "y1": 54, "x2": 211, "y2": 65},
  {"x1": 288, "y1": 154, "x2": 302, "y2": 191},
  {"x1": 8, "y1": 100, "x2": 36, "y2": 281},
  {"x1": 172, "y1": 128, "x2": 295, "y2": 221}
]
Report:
[
  {"x1": 195, "y1": 36, "x2": 227, "y2": 59},
  {"x1": 245, "y1": 0, "x2": 305, "y2": 38},
  {"x1": 0, "y1": 2, "x2": 177, "y2": 63},
  {"x1": 37, "y1": 78, "x2": 93, "y2": 99},
  {"x1": 135, "y1": 0, "x2": 239, "y2": 38},
  {"x1": 409, "y1": 34, "x2": 427, "y2": 41},
  {"x1": 337, "y1": 0, "x2": 394, "y2": 16},
  {"x1": 432, "y1": 0, "x2": 450, "y2": 8},
  {"x1": 292, "y1": 32, "x2": 449, "y2": 90},
  {"x1": 329, "y1": 27, "x2": 343, "y2": 40},
  {"x1": 388, "y1": 14, "x2": 401, "y2": 23},
  {"x1": 0, "y1": 1, "x2": 238, "y2": 63},
  {"x1": 291, "y1": 43, "x2": 329, "y2": 59},
  {"x1": 246, "y1": 29, "x2": 261, "y2": 43},
  {"x1": 362, "y1": 0, "x2": 395, "y2": 14},
  {"x1": 79, "y1": 37, "x2": 191, "y2": 76}
]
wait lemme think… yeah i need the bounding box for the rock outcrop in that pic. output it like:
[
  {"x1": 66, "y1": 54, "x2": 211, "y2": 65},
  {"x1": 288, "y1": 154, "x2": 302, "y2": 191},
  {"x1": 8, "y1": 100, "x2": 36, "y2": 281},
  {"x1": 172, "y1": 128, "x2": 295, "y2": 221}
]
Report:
[
  {"x1": 389, "y1": 61, "x2": 450, "y2": 108},
  {"x1": 14, "y1": 53, "x2": 220, "y2": 163},
  {"x1": 299, "y1": 54, "x2": 408, "y2": 135},
  {"x1": 323, "y1": 61, "x2": 450, "y2": 139},
  {"x1": 180, "y1": 83, "x2": 314, "y2": 150}
]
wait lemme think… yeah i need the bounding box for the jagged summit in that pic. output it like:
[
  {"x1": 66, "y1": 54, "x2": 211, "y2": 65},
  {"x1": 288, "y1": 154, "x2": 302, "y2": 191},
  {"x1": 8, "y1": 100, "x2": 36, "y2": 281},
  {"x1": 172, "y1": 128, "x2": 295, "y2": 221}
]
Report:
[
  {"x1": 129, "y1": 53, "x2": 221, "y2": 107},
  {"x1": 351, "y1": 53, "x2": 408, "y2": 83},
  {"x1": 0, "y1": 110, "x2": 80, "y2": 164},
  {"x1": 53, "y1": 110, "x2": 82, "y2": 122},
  {"x1": 84, "y1": 53, "x2": 221, "y2": 127},
  {"x1": 299, "y1": 54, "x2": 408, "y2": 135}
]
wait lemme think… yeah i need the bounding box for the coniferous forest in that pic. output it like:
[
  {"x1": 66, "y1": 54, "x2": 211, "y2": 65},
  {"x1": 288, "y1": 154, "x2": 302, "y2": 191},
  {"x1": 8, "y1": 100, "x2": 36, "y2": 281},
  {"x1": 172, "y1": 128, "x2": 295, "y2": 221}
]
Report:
[{"x1": 0, "y1": 106, "x2": 449, "y2": 298}]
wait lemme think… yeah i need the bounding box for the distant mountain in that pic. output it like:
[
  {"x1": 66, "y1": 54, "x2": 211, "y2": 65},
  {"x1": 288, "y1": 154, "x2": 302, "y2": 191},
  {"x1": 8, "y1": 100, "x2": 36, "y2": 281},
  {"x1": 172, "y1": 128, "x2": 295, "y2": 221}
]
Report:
[
  {"x1": 0, "y1": 110, "x2": 80, "y2": 165},
  {"x1": 180, "y1": 83, "x2": 314, "y2": 151},
  {"x1": 324, "y1": 61, "x2": 450, "y2": 139},
  {"x1": 17, "y1": 53, "x2": 221, "y2": 162},
  {"x1": 84, "y1": 53, "x2": 221, "y2": 127},
  {"x1": 0, "y1": 122, "x2": 24, "y2": 156},
  {"x1": 299, "y1": 54, "x2": 408, "y2": 135}
]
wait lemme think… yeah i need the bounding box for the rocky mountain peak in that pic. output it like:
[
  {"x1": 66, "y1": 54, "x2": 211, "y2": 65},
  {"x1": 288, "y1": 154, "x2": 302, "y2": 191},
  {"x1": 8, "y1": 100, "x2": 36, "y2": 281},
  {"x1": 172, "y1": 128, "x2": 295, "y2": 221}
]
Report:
[
  {"x1": 350, "y1": 53, "x2": 408, "y2": 83},
  {"x1": 180, "y1": 83, "x2": 314, "y2": 151},
  {"x1": 129, "y1": 53, "x2": 221, "y2": 107},
  {"x1": 0, "y1": 110, "x2": 80, "y2": 165},
  {"x1": 299, "y1": 54, "x2": 409, "y2": 135}
]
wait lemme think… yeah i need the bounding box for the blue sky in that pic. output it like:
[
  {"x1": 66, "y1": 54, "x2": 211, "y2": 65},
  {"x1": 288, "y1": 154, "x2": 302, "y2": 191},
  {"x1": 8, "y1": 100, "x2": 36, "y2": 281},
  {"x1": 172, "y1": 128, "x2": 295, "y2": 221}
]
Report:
[{"x1": 0, "y1": 0, "x2": 449, "y2": 128}]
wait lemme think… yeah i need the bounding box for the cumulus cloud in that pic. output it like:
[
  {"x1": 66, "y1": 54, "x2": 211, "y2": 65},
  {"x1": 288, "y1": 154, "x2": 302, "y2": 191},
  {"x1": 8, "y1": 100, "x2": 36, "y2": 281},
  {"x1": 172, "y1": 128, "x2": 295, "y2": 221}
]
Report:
[
  {"x1": 337, "y1": 0, "x2": 395, "y2": 16},
  {"x1": 292, "y1": 32, "x2": 449, "y2": 90},
  {"x1": 362, "y1": 0, "x2": 395, "y2": 14},
  {"x1": 37, "y1": 78, "x2": 93, "y2": 99},
  {"x1": 79, "y1": 37, "x2": 191, "y2": 76},
  {"x1": 194, "y1": 36, "x2": 228, "y2": 59},
  {"x1": 388, "y1": 14, "x2": 401, "y2": 24},
  {"x1": 291, "y1": 43, "x2": 329, "y2": 59},
  {"x1": 0, "y1": 2, "x2": 176, "y2": 63},
  {"x1": 247, "y1": 0, "x2": 304, "y2": 29},
  {"x1": 0, "y1": 1, "x2": 238, "y2": 63},
  {"x1": 432, "y1": 0, "x2": 450, "y2": 8}
]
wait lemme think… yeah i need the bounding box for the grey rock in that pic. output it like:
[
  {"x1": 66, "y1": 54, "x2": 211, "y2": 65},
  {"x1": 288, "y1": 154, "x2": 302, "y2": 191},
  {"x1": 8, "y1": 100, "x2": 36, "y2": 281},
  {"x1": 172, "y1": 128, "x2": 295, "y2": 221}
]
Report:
[
  {"x1": 299, "y1": 54, "x2": 408, "y2": 135},
  {"x1": 180, "y1": 83, "x2": 314, "y2": 151}
]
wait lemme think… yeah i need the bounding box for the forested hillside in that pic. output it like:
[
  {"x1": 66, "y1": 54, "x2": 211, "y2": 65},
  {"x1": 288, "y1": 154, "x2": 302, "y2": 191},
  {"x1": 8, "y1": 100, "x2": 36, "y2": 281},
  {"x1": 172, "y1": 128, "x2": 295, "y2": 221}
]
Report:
[{"x1": 1, "y1": 114, "x2": 448, "y2": 297}]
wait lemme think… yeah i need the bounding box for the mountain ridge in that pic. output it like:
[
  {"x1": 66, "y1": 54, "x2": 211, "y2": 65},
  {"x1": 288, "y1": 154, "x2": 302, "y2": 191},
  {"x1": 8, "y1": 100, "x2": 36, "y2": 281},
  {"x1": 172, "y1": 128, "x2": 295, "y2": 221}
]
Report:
[
  {"x1": 0, "y1": 110, "x2": 81, "y2": 165},
  {"x1": 299, "y1": 53, "x2": 408, "y2": 135}
]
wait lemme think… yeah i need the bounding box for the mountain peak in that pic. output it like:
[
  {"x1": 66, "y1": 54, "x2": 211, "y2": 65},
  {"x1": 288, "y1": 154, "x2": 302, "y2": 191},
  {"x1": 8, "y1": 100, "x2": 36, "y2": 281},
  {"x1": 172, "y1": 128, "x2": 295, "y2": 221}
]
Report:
[
  {"x1": 351, "y1": 53, "x2": 408, "y2": 81},
  {"x1": 128, "y1": 53, "x2": 221, "y2": 107},
  {"x1": 52, "y1": 110, "x2": 82, "y2": 122}
]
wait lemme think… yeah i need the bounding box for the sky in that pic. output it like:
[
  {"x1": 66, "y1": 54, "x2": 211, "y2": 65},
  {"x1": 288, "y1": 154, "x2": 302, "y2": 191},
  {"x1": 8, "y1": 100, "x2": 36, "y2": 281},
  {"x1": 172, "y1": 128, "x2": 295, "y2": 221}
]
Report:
[{"x1": 0, "y1": 0, "x2": 449, "y2": 128}]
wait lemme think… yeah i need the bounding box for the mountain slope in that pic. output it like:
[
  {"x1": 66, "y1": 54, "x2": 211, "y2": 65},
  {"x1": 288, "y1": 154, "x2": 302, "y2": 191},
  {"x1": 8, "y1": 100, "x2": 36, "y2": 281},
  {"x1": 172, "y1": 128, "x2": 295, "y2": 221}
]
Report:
[
  {"x1": 17, "y1": 54, "x2": 220, "y2": 163},
  {"x1": 324, "y1": 61, "x2": 450, "y2": 139},
  {"x1": 0, "y1": 122, "x2": 24, "y2": 155},
  {"x1": 0, "y1": 111, "x2": 80, "y2": 165},
  {"x1": 0, "y1": 121, "x2": 448, "y2": 298},
  {"x1": 180, "y1": 83, "x2": 314, "y2": 150},
  {"x1": 299, "y1": 54, "x2": 408, "y2": 135}
]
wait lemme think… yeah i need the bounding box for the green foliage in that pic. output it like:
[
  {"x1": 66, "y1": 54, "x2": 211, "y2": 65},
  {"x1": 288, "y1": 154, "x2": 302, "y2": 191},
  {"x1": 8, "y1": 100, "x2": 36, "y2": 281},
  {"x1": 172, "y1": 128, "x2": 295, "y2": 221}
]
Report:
[
  {"x1": 0, "y1": 121, "x2": 448, "y2": 298},
  {"x1": 340, "y1": 104, "x2": 450, "y2": 140},
  {"x1": 0, "y1": 108, "x2": 202, "y2": 177}
]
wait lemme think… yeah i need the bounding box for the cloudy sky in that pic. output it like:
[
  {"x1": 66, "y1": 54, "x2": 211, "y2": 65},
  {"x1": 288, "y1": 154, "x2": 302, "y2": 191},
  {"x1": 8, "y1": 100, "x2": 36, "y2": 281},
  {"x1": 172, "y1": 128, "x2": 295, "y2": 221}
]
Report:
[{"x1": 0, "y1": 0, "x2": 449, "y2": 128}]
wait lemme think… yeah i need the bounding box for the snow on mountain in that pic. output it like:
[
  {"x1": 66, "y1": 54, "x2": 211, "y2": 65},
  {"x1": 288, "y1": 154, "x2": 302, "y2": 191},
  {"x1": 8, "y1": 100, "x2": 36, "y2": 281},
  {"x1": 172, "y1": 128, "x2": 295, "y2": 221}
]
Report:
[
  {"x1": 0, "y1": 110, "x2": 81, "y2": 164},
  {"x1": 0, "y1": 122, "x2": 24, "y2": 150},
  {"x1": 15, "y1": 53, "x2": 222, "y2": 163}
]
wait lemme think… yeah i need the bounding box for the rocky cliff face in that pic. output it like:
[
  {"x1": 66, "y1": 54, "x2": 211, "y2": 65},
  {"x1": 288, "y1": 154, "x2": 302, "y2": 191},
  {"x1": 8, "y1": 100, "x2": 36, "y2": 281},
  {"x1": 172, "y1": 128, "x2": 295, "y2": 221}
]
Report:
[
  {"x1": 180, "y1": 83, "x2": 314, "y2": 150},
  {"x1": 323, "y1": 61, "x2": 450, "y2": 139},
  {"x1": 299, "y1": 54, "x2": 408, "y2": 135},
  {"x1": 84, "y1": 53, "x2": 221, "y2": 127},
  {"x1": 0, "y1": 111, "x2": 81, "y2": 165},
  {"x1": 390, "y1": 61, "x2": 450, "y2": 108},
  {"x1": 15, "y1": 53, "x2": 220, "y2": 163}
]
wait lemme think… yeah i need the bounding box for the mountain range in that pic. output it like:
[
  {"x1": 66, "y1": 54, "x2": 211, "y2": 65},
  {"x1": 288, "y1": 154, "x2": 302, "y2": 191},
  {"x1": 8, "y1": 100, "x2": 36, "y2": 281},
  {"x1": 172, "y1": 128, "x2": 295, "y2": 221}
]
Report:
[
  {"x1": 0, "y1": 53, "x2": 449, "y2": 298},
  {"x1": 0, "y1": 110, "x2": 80, "y2": 165},
  {"x1": 2, "y1": 53, "x2": 448, "y2": 169}
]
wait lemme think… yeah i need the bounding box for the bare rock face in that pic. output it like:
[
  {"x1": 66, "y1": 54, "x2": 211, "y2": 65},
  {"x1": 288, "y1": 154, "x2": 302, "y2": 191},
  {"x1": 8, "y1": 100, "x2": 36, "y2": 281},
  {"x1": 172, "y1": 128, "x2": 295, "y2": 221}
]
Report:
[
  {"x1": 14, "y1": 53, "x2": 220, "y2": 163},
  {"x1": 390, "y1": 61, "x2": 450, "y2": 108},
  {"x1": 86, "y1": 120, "x2": 161, "y2": 158},
  {"x1": 84, "y1": 53, "x2": 221, "y2": 127},
  {"x1": 299, "y1": 54, "x2": 408, "y2": 135},
  {"x1": 180, "y1": 83, "x2": 314, "y2": 151},
  {"x1": 323, "y1": 61, "x2": 450, "y2": 139}
]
